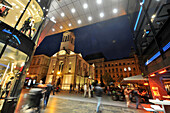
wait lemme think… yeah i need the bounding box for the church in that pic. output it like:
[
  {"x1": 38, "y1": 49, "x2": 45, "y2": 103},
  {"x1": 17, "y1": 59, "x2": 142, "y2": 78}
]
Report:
[{"x1": 45, "y1": 31, "x2": 95, "y2": 90}]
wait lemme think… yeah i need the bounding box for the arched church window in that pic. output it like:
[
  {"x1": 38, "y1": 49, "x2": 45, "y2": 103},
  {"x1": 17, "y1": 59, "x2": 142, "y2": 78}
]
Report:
[{"x1": 59, "y1": 62, "x2": 64, "y2": 72}]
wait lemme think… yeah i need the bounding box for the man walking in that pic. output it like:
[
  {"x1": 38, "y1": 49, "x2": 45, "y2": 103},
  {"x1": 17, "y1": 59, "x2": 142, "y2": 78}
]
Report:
[
  {"x1": 69, "y1": 83, "x2": 72, "y2": 93},
  {"x1": 44, "y1": 83, "x2": 53, "y2": 109},
  {"x1": 95, "y1": 84, "x2": 103, "y2": 113}
]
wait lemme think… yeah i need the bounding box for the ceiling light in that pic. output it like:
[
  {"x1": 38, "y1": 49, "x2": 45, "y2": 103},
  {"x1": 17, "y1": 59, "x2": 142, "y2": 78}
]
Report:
[
  {"x1": 11, "y1": 3, "x2": 16, "y2": 6},
  {"x1": 60, "y1": 26, "x2": 63, "y2": 29},
  {"x1": 68, "y1": 23, "x2": 72, "y2": 26},
  {"x1": 113, "y1": 8, "x2": 118, "y2": 13},
  {"x1": 38, "y1": 0, "x2": 41, "y2": 2},
  {"x1": 46, "y1": 9, "x2": 48, "y2": 11},
  {"x1": 43, "y1": 7, "x2": 45, "y2": 9},
  {"x1": 97, "y1": 0, "x2": 102, "y2": 4},
  {"x1": 77, "y1": 20, "x2": 82, "y2": 24},
  {"x1": 52, "y1": 28, "x2": 55, "y2": 31},
  {"x1": 83, "y1": 3, "x2": 88, "y2": 9},
  {"x1": 61, "y1": 12, "x2": 65, "y2": 17},
  {"x1": 15, "y1": 6, "x2": 19, "y2": 9},
  {"x1": 100, "y1": 12, "x2": 104, "y2": 18},
  {"x1": 88, "y1": 16, "x2": 92, "y2": 21},
  {"x1": 20, "y1": 10, "x2": 23, "y2": 13},
  {"x1": 71, "y1": 8, "x2": 76, "y2": 13}
]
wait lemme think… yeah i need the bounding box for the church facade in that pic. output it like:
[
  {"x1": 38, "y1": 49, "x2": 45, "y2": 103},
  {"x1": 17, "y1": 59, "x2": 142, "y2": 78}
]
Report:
[{"x1": 45, "y1": 31, "x2": 95, "y2": 90}]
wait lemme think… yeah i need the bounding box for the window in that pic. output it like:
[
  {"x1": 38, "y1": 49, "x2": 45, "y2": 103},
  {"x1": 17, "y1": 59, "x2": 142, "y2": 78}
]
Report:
[
  {"x1": 116, "y1": 68, "x2": 118, "y2": 72},
  {"x1": 105, "y1": 70, "x2": 107, "y2": 73},
  {"x1": 95, "y1": 70, "x2": 98, "y2": 73},
  {"x1": 95, "y1": 74, "x2": 98, "y2": 78},
  {"x1": 123, "y1": 63, "x2": 125, "y2": 65},
  {"x1": 117, "y1": 74, "x2": 119, "y2": 78},
  {"x1": 100, "y1": 65, "x2": 102, "y2": 68},
  {"x1": 96, "y1": 65, "x2": 98, "y2": 68},
  {"x1": 127, "y1": 63, "x2": 130, "y2": 65},
  {"x1": 111, "y1": 64, "x2": 114, "y2": 66},
  {"x1": 37, "y1": 59, "x2": 40, "y2": 65},
  {"x1": 59, "y1": 62, "x2": 64, "y2": 72},
  {"x1": 115, "y1": 64, "x2": 118, "y2": 66},
  {"x1": 128, "y1": 67, "x2": 131, "y2": 71},
  {"x1": 129, "y1": 73, "x2": 132, "y2": 76},
  {"x1": 113, "y1": 75, "x2": 115, "y2": 78},
  {"x1": 120, "y1": 68, "x2": 122, "y2": 72},
  {"x1": 105, "y1": 64, "x2": 107, "y2": 67},
  {"x1": 100, "y1": 70, "x2": 102, "y2": 73},
  {"x1": 112, "y1": 69, "x2": 114, "y2": 72},
  {"x1": 132, "y1": 62, "x2": 134, "y2": 64},
  {"x1": 68, "y1": 62, "x2": 72, "y2": 73},
  {"x1": 108, "y1": 64, "x2": 110, "y2": 67},
  {"x1": 121, "y1": 74, "x2": 123, "y2": 77},
  {"x1": 124, "y1": 68, "x2": 127, "y2": 71},
  {"x1": 133, "y1": 68, "x2": 136, "y2": 71},
  {"x1": 109, "y1": 69, "x2": 111, "y2": 72},
  {"x1": 119, "y1": 63, "x2": 121, "y2": 65}
]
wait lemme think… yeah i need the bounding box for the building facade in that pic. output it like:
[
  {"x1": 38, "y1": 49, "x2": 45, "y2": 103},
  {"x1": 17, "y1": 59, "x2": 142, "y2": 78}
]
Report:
[
  {"x1": 46, "y1": 31, "x2": 94, "y2": 90},
  {"x1": 27, "y1": 54, "x2": 50, "y2": 83},
  {"x1": 85, "y1": 53, "x2": 141, "y2": 86}
]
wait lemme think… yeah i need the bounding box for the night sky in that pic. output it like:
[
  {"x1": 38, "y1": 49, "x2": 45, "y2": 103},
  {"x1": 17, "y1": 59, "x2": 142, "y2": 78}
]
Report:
[{"x1": 35, "y1": 15, "x2": 134, "y2": 60}]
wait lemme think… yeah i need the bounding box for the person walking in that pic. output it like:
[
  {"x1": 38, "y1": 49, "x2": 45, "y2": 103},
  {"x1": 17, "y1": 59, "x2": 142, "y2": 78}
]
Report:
[
  {"x1": 44, "y1": 83, "x2": 53, "y2": 109},
  {"x1": 124, "y1": 87, "x2": 131, "y2": 107},
  {"x1": 84, "y1": 83, "x2": 87, "y2": 97},
  {"x1": 95, "y1": 84, "x2": 103, "y2": 113},
  {"x1": 133, "y1": 87, "x2": 142, "y2": 109},
  {"x1": 69, "y1": 83, "x2": 72, "y2": 93},
  {"x1": 91, "y1": 84, "x2": 94, "y2": 97},
  {"x1": 88, "y1": 84, "x2": 91, "y2": 98}
]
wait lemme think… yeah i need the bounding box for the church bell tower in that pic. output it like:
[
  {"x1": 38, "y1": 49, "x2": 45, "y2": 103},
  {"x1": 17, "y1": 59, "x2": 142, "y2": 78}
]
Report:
[{"x1": 60, "y1": 31, "x2": 75, "y2": 53}]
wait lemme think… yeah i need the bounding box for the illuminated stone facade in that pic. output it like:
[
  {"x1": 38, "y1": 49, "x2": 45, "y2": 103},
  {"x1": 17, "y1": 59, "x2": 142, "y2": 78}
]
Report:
[
  {"x1": 46, "y1": 31, "x2": 94, "y2": 90},
  {"x1": 85, "y1": 54, "x2": 141, "y2": 86},
  {"x1": 28, "y1": 54, "x2": 50, "y2": 82}
]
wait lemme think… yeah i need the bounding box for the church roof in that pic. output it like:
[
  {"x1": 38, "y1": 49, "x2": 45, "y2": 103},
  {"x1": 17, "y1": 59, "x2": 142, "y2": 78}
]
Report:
[{"x1": 84, "y1": 52, "x2": 106, "y2": 61}]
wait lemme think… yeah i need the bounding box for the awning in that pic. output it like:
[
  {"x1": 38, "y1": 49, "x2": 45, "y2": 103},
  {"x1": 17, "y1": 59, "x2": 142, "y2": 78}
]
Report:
[{"x1": 121, "y1": 75, "x2": 148, "y2": 84}]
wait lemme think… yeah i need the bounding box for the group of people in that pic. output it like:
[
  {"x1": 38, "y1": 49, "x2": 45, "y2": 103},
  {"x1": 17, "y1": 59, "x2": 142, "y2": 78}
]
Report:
[{"x1": 124, "y1": 87, "x2": 148, "y2": 109}]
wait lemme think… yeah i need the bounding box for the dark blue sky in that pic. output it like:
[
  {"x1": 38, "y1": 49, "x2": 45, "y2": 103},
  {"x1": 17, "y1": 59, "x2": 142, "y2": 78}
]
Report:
[{"x1": 35, "y1": 15, "x2": 134, "y2": 60}]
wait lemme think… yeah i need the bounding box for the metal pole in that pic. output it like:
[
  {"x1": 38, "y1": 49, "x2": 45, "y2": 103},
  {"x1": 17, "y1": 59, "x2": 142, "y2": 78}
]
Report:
[{"x1": 0, "y1": 0, "x2": 32, "y2": 58}]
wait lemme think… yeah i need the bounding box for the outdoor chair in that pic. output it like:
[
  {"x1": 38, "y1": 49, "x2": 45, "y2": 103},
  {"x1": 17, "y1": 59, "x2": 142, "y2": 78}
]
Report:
[{"x1": 150, "y1": 105, "x2": 164, "y2": 113}]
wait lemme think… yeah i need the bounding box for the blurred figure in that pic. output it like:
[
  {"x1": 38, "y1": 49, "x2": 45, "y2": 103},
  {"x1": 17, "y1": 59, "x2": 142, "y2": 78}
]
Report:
[
  {"x1": 69, "y1": 83, "x2": 72, "y2": 93},
  {"x1": 133, "y1": 88, "x2": 143, "y2": 109},
  {"x1": 84, "y1": 83, "x2": 87, "y2": 97},
  {"x1": 78, "y1": 83, "x2": 80, "y2": 93},
  {"x1": 53, "y1": 84, "x2": 56, "y2": 95},
  {"x1": 44, "y1": 83, "x2": 53, "y2": 108},
  {"x1": 88, "y1": 84, "x2": 91, "y2": 98},
  {"x1": 91, "y1": 84, "x2": 94, "y2": 97},
  {"x1": 95, "y1": 84, "x2": 103, "y2": 113},
  {"x1": 20, "y1": 17, "x2": 32, "y2": 34},
  {"x1": 124, "y1": 87, "x2": 131, "y2": 107}
]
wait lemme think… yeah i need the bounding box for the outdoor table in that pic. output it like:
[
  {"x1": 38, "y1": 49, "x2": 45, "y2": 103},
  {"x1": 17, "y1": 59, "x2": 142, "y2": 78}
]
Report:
[{"x1": 149, "y1": 99, "x2": 170, "y2": 113}]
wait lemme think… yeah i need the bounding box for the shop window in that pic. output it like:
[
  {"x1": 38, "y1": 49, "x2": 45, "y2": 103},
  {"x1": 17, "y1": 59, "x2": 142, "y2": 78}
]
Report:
[
  {"x1": 112, "y1": 69, "x2": 114, "y2": 72},
  {"x1": 124, "y1": 68, "x2": 127, "y2": 71},
  {"x1": 128, "y1": 67, "x2": 131, "y2": 71}
]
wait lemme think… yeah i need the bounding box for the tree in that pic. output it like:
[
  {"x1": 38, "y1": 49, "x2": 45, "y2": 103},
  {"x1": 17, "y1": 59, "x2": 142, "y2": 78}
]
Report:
[{"x1": 102, "y1": 73, "x2": 115, "y2": 86}]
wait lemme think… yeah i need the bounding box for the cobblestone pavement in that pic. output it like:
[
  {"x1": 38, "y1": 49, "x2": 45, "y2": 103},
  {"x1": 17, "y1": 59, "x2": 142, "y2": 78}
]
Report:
[{"x1": 43, "y1": 97, "x2": 148, "y2": 113}]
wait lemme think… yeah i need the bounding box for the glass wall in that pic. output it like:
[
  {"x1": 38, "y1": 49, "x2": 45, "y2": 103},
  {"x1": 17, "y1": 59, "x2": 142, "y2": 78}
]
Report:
[{"x1": 0, "y1": 0, "x2": 43, "y2": 38}]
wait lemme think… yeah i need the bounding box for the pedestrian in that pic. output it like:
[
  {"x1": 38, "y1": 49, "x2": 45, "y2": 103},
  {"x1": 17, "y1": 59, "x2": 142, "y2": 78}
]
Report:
[
  {"x1": 53, "y1": 84, "x2": 56, "y2": 95},
  {"x1": 88, "y1": 84, "x2": 91, "y2": 98},
  {"x1": 78, "y1": 83, "x2": 80, "y2": 93},
  {"x1": 95, "y1": 84, "x2": 103, "y2": 113},
  {"x1": 84, "y1": 83, "x2": 87, "y2": 97},
  {"x1": 133, "y1": 87, "x2": 143, "y2": 109},
  {"x1": 69, "y1": 83, "x2": 72, "y2": 93},
  {"x1": 44, "y1": 83, "x2": 53, "y2": 109},
  {"x1": 91, "y1": 84, "x2": 94, "y2": 97},
  {"x1": 20, "y1": 17, "x2": 32, "y2": 34},
  {"x1": 124, "y1": 87, "x2": 131, "y2": 107}
]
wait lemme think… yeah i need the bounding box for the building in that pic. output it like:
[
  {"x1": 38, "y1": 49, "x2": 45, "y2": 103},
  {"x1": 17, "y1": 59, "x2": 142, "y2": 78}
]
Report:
[
  {"x1": 46, "y1": 31, "x2": 95, "y2": 90},
  {"x1": 27, "y1": 54, "x2": 50, "y2": 83},
  {"x1": 84, "y1": 53, "x2": 141, "y2": 86}
]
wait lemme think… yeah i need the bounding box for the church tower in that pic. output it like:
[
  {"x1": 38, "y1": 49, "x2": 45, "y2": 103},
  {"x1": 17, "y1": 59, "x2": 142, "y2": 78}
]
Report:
[{"x1": 60, "y1": 31, "x2": 75, "y2": 53}]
